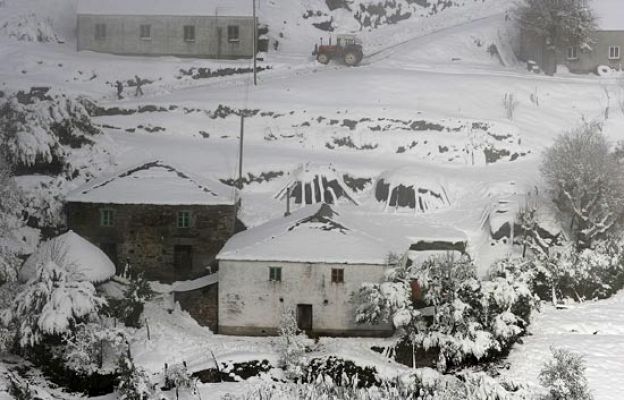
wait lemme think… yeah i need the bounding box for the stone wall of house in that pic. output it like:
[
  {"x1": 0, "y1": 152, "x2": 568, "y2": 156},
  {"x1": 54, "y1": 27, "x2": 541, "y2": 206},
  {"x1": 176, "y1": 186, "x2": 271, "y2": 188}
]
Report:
[
  {"x1": 77, "y1": 14, "x2": 257, "y2": 59},
  {"x1": 66, "y1": 202, "x2": 236, "y2": 283},
  {"x1": 218, "y1": 259, "x2": 393, "y2": 337},
  {"x1": 175, "y1": 283, "x2": 219, "y2": 332}
]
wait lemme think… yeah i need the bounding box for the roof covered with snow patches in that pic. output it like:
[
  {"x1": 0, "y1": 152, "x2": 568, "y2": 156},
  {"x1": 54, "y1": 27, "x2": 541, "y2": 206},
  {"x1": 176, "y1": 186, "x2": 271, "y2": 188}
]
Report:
[
  {"x1": 218, "y1": 203, "x2": 467, "y2": 265},
  {"x1": 66, "y1": 160, "x2": 235, "y2": 206},
  {"x1": 593, "y1": 0, "x2": 624, "y2": 31},
  {"x1": 77, "y1": 0, "x2": 254, "y2": 17},
  {"x1": 20, "y1": 231, "x2": 116, "y2": 284}
]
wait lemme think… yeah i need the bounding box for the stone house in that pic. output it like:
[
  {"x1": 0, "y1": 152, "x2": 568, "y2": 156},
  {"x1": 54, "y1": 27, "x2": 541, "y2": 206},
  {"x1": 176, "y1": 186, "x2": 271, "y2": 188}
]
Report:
[
  {"x1": 518, "y1": 0, "x2": 624, "y2": 74},
  {"x1": 66, "y1": 160, "x2": 237, "y2": 283},
  {"x1": 76, "y1": 0, "x2": 258, "y2": 59}
]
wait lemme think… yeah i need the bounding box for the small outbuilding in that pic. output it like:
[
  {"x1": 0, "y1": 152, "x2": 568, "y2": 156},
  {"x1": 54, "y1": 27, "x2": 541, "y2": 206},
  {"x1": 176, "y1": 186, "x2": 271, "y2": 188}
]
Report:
[
  {"x1": 77, "y1": 0, "x2": 258, "y2": 59},
  {"x1": 66, "y1": 160, "x2": 237, "y2": 283}
]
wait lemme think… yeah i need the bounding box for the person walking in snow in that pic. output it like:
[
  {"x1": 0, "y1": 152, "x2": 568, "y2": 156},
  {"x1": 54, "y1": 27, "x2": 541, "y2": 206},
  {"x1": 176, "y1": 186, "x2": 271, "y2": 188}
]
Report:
[
  {"x1": 115, "y1": 80, "x2": 124, "y2": 99},
  {"x1": 134, "y1": 75, "x2": 144, "y2": 96}
]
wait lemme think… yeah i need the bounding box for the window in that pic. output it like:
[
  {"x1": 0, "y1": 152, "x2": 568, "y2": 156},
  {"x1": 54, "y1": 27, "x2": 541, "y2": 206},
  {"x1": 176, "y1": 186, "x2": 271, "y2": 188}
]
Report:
[
  {"x1": 227, "y1": 25, "x2": 240, "y2": 42},
  {"x1": 183, "y1": 25, "x2": 195, "y2": 42},
  {"x1": 269, "y1": 267, "x2": 282, "y2": 282},
  {"x1": 567, "y1": 47, "x2": 578, "y2": 60},
  {"x1": 331, "y1": 268, "x2": 344, "y2": 284},
  {"x1": 100, "y1": 209, "x2": 114, "y2": 227},
  {"x1": 140, "y1": 24, "x2": 151, "y2": 40},
  {"x1": 95, "y1": 23, "x2": 106, "y2": 40},
  {"x1": 609, "y1": 46, "x2": 621, "y2": 60},
  {"x1": 177, "y1": 211, "x2": 191, "y2": 228}
]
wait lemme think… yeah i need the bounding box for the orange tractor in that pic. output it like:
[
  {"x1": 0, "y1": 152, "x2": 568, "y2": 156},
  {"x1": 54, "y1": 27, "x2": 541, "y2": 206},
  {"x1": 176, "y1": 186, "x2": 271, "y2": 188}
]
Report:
[{"x1": 313, "y1": 34, "x2": 364, "y2": 66}]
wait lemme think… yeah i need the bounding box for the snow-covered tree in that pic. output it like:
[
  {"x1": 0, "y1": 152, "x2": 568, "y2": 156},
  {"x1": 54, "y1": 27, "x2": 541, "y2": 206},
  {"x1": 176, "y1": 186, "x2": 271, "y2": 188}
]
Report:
[
  {"x1": 62, "y1": 322, "x2": 128, "y2": 376},
  {"x1": 105, "y1": 273, "x2": 153, "y2": 328},
  {"x1": 355, "y1": 255, "x2": 535, "y2": 371},
  {"x1": 164, "y1": 362, "x2": 196, "y2": 400},
  {"x1": 514, "y1": 0, "x2": 596, "y2": 52},
  {"x1": 0, "y1": 150, "x2": 25, "y2": 285},
  {"x1": 1, "y1": 260, "x2": 106, "y2": 349},
  {"x1": 541, "y1": 122, "x2": 624, "y2": 250},
  {"x1": 276, "y1": 307, "x2": 308, "y2": 380},
  {"x1": 539, "y1": 347, "x2": 593, "y2": 400}
]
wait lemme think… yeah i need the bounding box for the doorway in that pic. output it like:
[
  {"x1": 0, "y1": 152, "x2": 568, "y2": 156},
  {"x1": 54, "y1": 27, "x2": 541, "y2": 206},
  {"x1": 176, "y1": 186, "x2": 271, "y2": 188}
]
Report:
[
  {"x1": 296, "y1": 304, "x2": 313, "y2": 332},
  {"x1": 100, "y1": 242, "x2": 118, "y2": 274},
  {"x1": 174, "y1": 245, "x2": 193, "y2": 279}
]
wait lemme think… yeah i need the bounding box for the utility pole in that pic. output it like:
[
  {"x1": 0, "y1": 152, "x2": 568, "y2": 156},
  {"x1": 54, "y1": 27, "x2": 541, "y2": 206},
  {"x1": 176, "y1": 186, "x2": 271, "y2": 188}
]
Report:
[
  {"x1": 238, "y1": 114, "x2": 245, "y2": 189},
  {"x1": 253, "y1": 0, "x2": 257, "y2": 86}
]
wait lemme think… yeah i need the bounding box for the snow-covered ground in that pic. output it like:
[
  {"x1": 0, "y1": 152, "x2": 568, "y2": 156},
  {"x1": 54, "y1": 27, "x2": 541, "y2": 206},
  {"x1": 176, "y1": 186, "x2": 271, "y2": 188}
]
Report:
[
  {"x1": 3, "y1": 0, "x2": 624, "y2": 398},
  {"x1": 505, "y1": 293, "x2": 624, "y2": 400}
]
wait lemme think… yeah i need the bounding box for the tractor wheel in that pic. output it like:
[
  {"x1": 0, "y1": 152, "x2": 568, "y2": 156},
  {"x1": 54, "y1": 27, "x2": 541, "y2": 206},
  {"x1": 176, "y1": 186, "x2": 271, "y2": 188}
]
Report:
[
  {"x1": 343, "y1": 50, "x2": 362, "y2": 66},
  {"x1": 317, "y1": 53, "x2": 331, "y2": 65}
]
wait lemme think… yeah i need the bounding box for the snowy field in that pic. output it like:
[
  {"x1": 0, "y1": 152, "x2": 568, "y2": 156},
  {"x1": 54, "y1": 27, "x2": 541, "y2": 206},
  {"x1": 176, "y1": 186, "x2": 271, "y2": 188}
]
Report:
[{"x1": 2, "y1": 0, "x2": 624, "y2": 398}]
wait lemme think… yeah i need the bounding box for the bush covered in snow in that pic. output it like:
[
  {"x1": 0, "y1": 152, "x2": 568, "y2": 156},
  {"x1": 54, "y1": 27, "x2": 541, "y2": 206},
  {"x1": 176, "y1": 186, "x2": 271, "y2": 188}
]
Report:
[
  {"x1": 62, "y1": 322, "x2": 128, "y2": 376},
  {"x1": 0, "y1": 90, "x2": 102, "y2": 177},
  {"x1": 0, "y1": 153, "x2": 23, "y2": 284},
  {"x1": 232, "y1": 368, "x2": 533, "y2": 400},
  {"x1": 1, "y1": 260, "x2": 106, "y2": 349},
  {"x1": 539, "y1": 348, "x2": 593, "y2": 400},
  {"x1": 355, "y1": 255, "x2": 536, "y2": 371},
  {"x1": 116, "y1": 355, "x2": 160, "y2": 400},
  {"x1": 104, "y1": 273, "x2": 154, "y2": 328}
]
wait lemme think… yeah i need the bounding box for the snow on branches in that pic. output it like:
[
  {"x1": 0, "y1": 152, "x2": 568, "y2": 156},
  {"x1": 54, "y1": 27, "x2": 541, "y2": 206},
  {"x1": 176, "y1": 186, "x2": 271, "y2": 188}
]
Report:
[
  {"x1": 354, "y1": 255, "x2": 536, "y2": 371},
  {"x1": 514, "y1": 0, "x2": 596, "y2": 51},
  {"x1": 540, "y1": 122, "x2": 624, "y2": 249},
  {"x1": 1, "y1": 260, "x2": 105, "y2": 348}
]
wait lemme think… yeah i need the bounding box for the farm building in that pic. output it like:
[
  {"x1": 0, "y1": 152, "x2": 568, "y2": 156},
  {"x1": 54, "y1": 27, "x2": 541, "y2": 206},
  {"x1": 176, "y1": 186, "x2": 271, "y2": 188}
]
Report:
[
  {"x1": 65, "y1": 160, "x2": 238, "y2": 283},
  {"x1": 518, "y1": 0, "x2": 624, "y2": 74},
  {"x1": 216, "y1": 203, "x2": 467, "y2": 336},
  {"x1": 76, "y1": 0, "x2": 258, "y2": 59}
]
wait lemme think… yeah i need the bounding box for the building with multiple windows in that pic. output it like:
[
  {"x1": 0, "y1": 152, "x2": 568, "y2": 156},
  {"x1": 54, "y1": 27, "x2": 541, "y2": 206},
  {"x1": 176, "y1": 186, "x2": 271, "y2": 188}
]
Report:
[
  {"x1": 76, "y1": 0, "x2": 258, "y2": 59},
  {"x1": 216, "y1": 203, "x2": 466, "y2": 336},
  {"x1": 65, "y1": 160, "x2": 238, "y2": 283},
  {"x1": 518, "y1": 0, "x2": 624, "y2": 74}
]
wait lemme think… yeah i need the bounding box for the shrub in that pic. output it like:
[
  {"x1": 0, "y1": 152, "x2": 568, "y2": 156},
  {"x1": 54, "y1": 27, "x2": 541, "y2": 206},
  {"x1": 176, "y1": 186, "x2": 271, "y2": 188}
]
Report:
[
  {"x1": 276, "y1": 307, "x2": 309, "y2": 380},
  {"x1": 539, "y1": 348, "x2": 593, "y2": 400},
  {"x1": 116, "y1": 355, "x2": 159, "y2": 400},
  {"x1": 355, "y1": 255, "x2": 536, "y2": 371},
  {"x1": 105, "y1": 273, "x2": 153, "y2": 328}
]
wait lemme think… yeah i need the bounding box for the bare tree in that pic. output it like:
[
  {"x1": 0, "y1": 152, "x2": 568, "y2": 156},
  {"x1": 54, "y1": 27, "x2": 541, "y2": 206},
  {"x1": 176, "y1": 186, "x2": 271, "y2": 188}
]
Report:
[{"x1": 540, "y1": 122, "x2": 624, "y2": 249}]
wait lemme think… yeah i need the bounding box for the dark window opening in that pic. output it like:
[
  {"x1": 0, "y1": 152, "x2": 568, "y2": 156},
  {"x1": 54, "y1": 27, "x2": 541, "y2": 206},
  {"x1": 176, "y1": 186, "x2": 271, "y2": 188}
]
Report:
[
  {"x1": 184, "y1": 25, "x2": 195, "y2": 42},
  {"x1": 227, "y1": 25, "x2": 240, "y2": 42},
  {"x1": 95, "y1": 23, "x2": 106, "y2": 40},
  {"x1": 269, "y1": 266, "x2": 282, "y2": 282},
  {"x1": 296, "y1": 304, "x2": 313, "y2": 332},
  {"x1": 331, "y1": 268, "x2": 344, "y2": 284},
  {"x1": 140, "y1": 24, "x2": 151, "y2": 40}
]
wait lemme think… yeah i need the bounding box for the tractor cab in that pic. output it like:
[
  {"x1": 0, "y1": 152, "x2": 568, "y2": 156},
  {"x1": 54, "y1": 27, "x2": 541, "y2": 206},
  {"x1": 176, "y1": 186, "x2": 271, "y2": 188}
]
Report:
[{"x1": 313, "y1": 34, "x2": 364, "y2": 66}]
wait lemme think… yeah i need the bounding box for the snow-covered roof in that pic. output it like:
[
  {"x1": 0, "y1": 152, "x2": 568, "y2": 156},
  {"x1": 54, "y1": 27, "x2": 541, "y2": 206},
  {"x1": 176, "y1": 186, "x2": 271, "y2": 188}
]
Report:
[
  {"x1": 218, "y1": 203, "x2": 467, "y2": 265},
  {"x1": 77, "y1": 0, "x2": 254, "y2": 17},
  {"x1": 593, "y1": 0, "x2": 624, "y2": 31},
  {"x1": 19, "y1": 231, "x2": 116, "y2": 284},
  {"x1": 66, "y1": 160, "x2": 235, "y2": 206}
]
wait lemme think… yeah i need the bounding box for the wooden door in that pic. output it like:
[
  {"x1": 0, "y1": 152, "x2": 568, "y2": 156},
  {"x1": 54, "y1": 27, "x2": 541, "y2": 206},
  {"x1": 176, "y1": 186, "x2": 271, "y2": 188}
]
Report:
[
  {"x1": 100, "y1": 242, "x2": 118, "y2": 274},
  {"x1": 174, "y1": 245, "x2": 193, "y2": 279},
  {"x1": 296, "y1": 304, "x2": 313, "y2": 332}
]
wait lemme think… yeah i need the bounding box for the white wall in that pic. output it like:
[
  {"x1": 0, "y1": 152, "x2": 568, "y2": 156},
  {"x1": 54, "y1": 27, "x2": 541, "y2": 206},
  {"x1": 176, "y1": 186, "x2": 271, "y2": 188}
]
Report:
[{"x1": 218, "y1": 259, "x2": 393, "y2": 336}]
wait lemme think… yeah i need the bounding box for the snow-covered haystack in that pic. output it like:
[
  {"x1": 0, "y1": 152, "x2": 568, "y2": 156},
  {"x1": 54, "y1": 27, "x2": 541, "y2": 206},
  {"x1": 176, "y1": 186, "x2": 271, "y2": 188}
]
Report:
[
  {"x1": 0, "y1": 13, "x2": 63, "y2": 43},
  {"x1": 274, "y1": 163, "x2": 359, "y2": 207},
  {"x1": 0, "y1": 90, "x2": 105, "y2": 176},
  {"x1": 374, "y1": 168, "x2": 451, "y2": 213},
  {"x1": 19, "y1": 231, "x2": 116, "y2": 284}
]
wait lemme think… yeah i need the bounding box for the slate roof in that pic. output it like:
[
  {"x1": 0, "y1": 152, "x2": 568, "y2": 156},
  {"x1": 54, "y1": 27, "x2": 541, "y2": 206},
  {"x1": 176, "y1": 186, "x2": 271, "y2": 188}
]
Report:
[{"x1": 77, "y1": 0, "x2": 254, "y2": 17}]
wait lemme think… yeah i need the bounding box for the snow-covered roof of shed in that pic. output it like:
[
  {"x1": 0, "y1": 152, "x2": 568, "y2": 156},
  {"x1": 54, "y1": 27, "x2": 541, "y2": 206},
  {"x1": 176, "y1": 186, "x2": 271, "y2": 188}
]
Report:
[
  {"x1": 19, "y1": 231, "x2": 116, "y2": 284},
  {"x1": 66, "y1": 160, "x2": 235, "y2": 206},
  {"x1": 77, "y1": 0, "x2": 254, "y2": 17},
  {"x1": 218, "y1": 203, "x2": 467, "y2": 265},
  {"x1": 593, "y1": 0, "x2": 624, "y2": 31}
]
